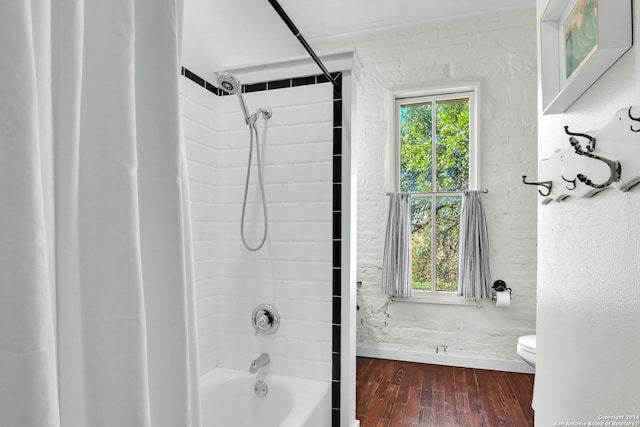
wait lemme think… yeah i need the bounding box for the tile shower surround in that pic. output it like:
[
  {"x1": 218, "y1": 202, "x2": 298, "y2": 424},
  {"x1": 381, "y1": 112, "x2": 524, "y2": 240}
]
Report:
[{"x1": 181, "y1": 67, "x2": 344, "y2": 426}]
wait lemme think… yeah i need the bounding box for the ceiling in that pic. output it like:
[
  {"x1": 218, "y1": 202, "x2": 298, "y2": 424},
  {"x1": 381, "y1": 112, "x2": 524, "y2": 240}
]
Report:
[{"x1": 182, "y1": 0, "x2": 535, "y2": 84}]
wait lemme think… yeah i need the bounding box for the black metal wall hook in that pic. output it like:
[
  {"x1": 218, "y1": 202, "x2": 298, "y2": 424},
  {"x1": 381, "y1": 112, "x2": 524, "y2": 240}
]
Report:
[
  {"x1": 564, "y1": 126, "x2": 622, "y2": 189},
  {"x1": 561, "y1": 175, "x2": 577, "y2": 190},
  {"x1": 522, "y1": 175, "x2": 553, "y2": 196},
  {"x1": 564, "y1": 125, "x2": 596, "y2": 152},
  {"x1": 628, "y1": 106, "x2": 640, "y2": 132}
]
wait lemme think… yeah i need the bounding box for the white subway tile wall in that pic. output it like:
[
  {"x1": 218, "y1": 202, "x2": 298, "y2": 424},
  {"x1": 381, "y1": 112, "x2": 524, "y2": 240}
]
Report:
[
  {"x1": 181, "y1": 78, "x2": 335, "y2": 381},
  {"x1": 180, "y1": 78, "x2": 219, "y2": 375}
]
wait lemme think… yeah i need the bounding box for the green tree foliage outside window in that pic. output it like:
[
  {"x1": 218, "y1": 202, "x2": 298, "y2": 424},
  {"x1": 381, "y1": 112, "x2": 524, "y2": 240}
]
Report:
[{"x1": 399, "y1": 96, "x2": 470, "y2": 291}]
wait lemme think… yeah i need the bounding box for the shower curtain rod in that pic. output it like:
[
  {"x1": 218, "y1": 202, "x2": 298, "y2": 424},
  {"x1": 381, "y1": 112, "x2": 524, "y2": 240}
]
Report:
[{"x1": 267, "y1": 0, "x2": 339, "y2": 88}]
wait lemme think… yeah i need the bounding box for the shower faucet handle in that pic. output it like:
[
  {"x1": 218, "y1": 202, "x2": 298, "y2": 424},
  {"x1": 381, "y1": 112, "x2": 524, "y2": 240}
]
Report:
[
  {"x1": 255, "y1": 311, "x2": 272, "y2": 328},
  {"x1": 251, "y1": 304, "x2": 280, "y2": 335}
]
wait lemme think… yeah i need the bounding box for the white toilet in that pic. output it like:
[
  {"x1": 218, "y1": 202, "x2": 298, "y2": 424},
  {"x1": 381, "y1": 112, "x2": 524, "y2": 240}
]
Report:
[{"x1": 517, "y1": 335, "x2": 536, "y2": 368}]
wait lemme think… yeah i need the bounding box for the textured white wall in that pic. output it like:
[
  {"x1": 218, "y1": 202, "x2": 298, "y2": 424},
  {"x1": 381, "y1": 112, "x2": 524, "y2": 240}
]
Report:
[
  {"x1": 181, "y1": 78, "x2": 335, "y2": 382},
  {"x1": 314, "y1": 8, "x2": 538, "y2": 363},
  {"x1": 535, "y1": 0, "x2": 640, "y2": 423}
]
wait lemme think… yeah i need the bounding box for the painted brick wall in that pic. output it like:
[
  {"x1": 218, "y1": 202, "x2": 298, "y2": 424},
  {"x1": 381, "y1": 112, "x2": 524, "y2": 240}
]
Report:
[
  {"x1": 181, "y1": 78, "x2": 335, "y2": 381},
  {"x1": 314, "y1": 8, "x2": 538, "y2": 362}
]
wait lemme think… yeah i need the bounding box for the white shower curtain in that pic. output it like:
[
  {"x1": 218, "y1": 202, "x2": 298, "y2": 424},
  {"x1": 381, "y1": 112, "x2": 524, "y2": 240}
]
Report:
[{"x1": 0, "y1": 1, "x2": 201, "y2": 426}]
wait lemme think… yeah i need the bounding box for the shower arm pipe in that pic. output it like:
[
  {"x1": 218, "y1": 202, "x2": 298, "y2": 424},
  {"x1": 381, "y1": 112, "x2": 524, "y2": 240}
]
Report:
[{"x1": 267, "y1": 0, "x2": 339, "y2": 89}]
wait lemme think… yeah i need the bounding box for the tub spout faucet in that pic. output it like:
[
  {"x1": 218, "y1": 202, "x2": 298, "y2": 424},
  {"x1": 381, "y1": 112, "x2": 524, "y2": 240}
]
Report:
[{"x1": 249, "y1": 353, "x2": 270, "y2": 374}]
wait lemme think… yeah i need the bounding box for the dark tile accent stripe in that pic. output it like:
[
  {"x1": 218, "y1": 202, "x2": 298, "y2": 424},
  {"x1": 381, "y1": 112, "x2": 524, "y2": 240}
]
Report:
[
  {"x1": 332, "y1": 324, "x2": 341, "y2": 354},
  {"x1": 243, "y1": 82, "x2": 267, "y2": 93},
  {"x1": 181, "y1": 66, "x2": 344, "y2": 427},
  {"x1": 267, "y1": 78, "x2": 291, "y2": 90},
  {"x1": 332, "y1": 409, "x2": 341, "y2": 426},
  {"x1": 332, "y1": 381, "x2": 341, "y2": 407},
  {"x1": 332, "y1": 296, "x2": 341, "y2": 325},
  {"x1": 204, "y1": 82, "x2": 221, "y2": 96},
  {"x1": 332, "y1": 212, "x2": 341, "y2": 240},
  {"x1": 332, "y1": 183, "x2": 342, "y2": 212},
  {"x1": 331, "y1": 72, "x2": 342, "y2": 99},
  {"x1": 181, "y1": 67, "x2": 325, "y2": 96},
  {"x1": 333, "y1": 100, "x2": 343, "y2": 128},
  {"x1": 182, "y1": 67, "x2": 205, "y2": 87},
  {"x1": 331, "y1": 73, "x2": 343, "y2": 427},
  {"x1": 317, "y1": 74, "x2": 331, "y2": 84},
  {"x1": 292, "y1": 75, "x2": 317, "y2": 87},
  {"x1": 333, "y1": 128, "x2": 342, "y2": 155},
  {"x1": 332, "y1": 156, "x2": 342, "y2": 184},
  {"x1": 332, "y1": 269, "x2": 342, "y2": 296},
  {"x1": 332, "y1": 241, "x2": 341, "y2": 268},
  {"x1": 332, "y1": 352, "x2": 341, "y2": 380},
  {"x1": 182, "y1": 67, "x2": 222, "y2": 96}
]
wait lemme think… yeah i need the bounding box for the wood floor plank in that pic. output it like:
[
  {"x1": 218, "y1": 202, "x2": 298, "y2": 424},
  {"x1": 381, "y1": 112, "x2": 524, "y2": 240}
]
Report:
[
  {"x1": 389, "y1": 402, "x2": 407, "y2": 426},
  {"x1": 356, "y1": 357, "x2": 374, "y2": 383},
  {"x1": 454, "y1": 391, "x2": 471, "y2": 416},
  {"x1": 356, "y1": 357, "x2": 534, "y2": 427},
  {"x1": 366, "y1": 382, "x2": 399, "y2": 422},
  {"x1": 363, "y1": 418, "x2": 390, "y2": 427},
  {"x1": 402, "y1": 387, "x2": 421, "y2": 424},
  {"x1": 405, "y1": 360, "x2": 426, "y2": 389},
  {"x1": 504, "y1": 398, "x2": 531, "y2": 427},
  {"x1": 357, "y1": 380, "x2": 378, "y2": 418},
  {"x1": 394, "y1": 363, "x2": 411, "y2": 404},
  {"x1": 441, "y1": 367, "x2": 457, "y2": 423},
  {"x1": 508, "y1": 372, "x2": 536, "y2": 424},
  {"x1": 419, "y1": 387, "x2": 433, "y2": 408},
  {"x1": 465, "y1": 367, "x2": 484, "y2": 417},
  {"x1": 474, "y1": 368, "x2": 503, "y2": 426},
  {"x1": 418, "y1": 405, "x2": 435, "y2": 426}
]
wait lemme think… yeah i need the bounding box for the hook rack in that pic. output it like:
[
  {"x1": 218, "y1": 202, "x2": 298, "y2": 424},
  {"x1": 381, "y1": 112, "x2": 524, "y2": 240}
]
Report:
[
  {"x1": 628, "y1": 106, "x2": 640, "y2": 133},
  {"x1": 524, "y1": 106, "x2": 640, "y2": 204},
  {"x1": 561, "y1": 175, "x2": 577, "y2": 190},
  {"x1": 564, "y1": 126, "x2": 622, "y2": 189},
  {"x1": 522, "y1": 175, "x2": 553, "y2": 196}
]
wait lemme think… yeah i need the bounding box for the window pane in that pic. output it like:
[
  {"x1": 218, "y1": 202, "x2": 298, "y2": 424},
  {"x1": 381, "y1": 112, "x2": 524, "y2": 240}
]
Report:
[
  {"x1": 435, "y1": 196, "x2": 461, "y2": 291},
  {"x1": 435, "y1": 98, "x2": 469, "y2": 192},
  {"x1": 410, "y1": 197, "x2": 432, "y2": 290},
  {"x1": 400, "y1": 103, "x2": 432, "y2": 192}
]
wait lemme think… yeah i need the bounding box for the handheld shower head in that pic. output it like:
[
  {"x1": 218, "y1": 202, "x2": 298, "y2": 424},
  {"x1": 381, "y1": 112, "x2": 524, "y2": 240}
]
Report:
[
  {"x1": 216, "y1": 72, "x2": 241, "y2": 95},
  {"x1": 216, "y1": 72, "x2": 251, "y2": 124}
]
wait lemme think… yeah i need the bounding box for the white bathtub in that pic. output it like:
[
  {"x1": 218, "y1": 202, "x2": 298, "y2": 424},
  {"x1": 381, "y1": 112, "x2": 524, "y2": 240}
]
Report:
[{"x1": 200, "y1": 368, "x2": 331, "y2": 427}]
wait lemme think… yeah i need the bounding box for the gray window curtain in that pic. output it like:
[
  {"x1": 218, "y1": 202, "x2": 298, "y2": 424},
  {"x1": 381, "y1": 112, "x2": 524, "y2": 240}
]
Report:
[
  {"x1": 382, "y1": 193, "x2": 412, "y2": 297},
  {"x1": 457, "y1": 190, "x2": 492, "y2": 299}
]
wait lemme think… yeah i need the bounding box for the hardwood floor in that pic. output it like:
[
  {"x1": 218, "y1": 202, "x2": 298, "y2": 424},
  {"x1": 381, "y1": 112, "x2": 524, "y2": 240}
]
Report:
[{"x1": 356, "y1": 357, "x2": 534, "y2": 427}]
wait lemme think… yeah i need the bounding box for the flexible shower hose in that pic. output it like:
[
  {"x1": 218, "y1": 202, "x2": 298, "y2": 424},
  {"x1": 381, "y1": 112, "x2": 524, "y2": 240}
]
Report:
[{"x1": 240, "y1": 120, "x2": 268, "y2": 251}]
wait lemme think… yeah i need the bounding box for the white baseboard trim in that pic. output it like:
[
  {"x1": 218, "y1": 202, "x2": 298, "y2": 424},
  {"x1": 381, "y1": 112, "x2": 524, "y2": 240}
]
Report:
[
  {"x1": 352, "y1": 420, "x2": 360, "y2": 427},
  {"x1": 357, "y1": 346, "x2": 535, "y2": 374}
]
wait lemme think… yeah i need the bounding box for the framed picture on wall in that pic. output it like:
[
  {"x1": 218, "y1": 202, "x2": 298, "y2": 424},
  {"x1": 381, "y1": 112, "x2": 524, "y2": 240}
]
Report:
[{"x1": 540, "y1": 0, "x2": 632, "y2": 115}]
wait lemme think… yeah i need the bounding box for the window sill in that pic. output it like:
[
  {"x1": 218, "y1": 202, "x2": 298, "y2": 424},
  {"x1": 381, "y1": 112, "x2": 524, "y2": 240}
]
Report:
[{"x1": 391, "y1": 291, "x2": 479, "y2": 306}]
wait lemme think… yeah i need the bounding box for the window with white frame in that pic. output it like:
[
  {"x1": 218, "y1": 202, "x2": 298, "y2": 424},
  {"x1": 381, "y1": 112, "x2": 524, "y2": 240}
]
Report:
[{"x1": 395, "y1": 90, "x2": 476, "y2": 292}]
